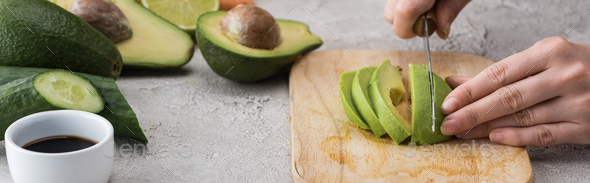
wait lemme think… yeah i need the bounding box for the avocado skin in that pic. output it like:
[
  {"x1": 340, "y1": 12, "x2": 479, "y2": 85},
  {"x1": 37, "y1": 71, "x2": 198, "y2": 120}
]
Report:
[
  {"x1": 196, "y1": 31, "x2": 321, "y2": 82},
  {"x1": 0, "y1": 0, "x2": 122, "y2": 79},
  {"x1": 196, "y1": 17, "x2": 322, "y2": 82}
]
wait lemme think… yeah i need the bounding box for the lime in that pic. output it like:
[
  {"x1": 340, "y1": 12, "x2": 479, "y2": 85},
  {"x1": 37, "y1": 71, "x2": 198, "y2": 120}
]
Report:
[{"x1": 142, "y1": 0, "x2": 219, "y2": 35}]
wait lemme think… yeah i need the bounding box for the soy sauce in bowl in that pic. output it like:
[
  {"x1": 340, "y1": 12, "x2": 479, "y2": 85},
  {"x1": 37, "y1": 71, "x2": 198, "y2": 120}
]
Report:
[{"x1": 22, "y1": 135, "x2": 98, "y2": 153}]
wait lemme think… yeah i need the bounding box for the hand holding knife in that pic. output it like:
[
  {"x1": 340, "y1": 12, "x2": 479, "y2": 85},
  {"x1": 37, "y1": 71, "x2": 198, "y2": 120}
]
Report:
[{"x1": 413, "y1": 9, "x2": 437, "y2": 133}]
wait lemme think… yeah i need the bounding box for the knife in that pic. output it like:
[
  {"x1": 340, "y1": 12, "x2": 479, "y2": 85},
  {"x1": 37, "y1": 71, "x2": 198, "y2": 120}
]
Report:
[{"x1": 413, "y1": 9, "x2": 437, "y2": 133}]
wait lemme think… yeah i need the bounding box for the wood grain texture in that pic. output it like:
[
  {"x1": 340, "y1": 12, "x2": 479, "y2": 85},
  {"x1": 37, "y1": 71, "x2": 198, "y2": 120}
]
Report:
[{"x1": 289, "y1": 50, "x2": 533, "y2": 183}]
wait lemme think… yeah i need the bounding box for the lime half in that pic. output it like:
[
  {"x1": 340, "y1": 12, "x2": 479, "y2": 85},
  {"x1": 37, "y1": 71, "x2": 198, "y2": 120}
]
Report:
[{"x1": 142, "y1": 0, "x2": 219, "y2": 35}]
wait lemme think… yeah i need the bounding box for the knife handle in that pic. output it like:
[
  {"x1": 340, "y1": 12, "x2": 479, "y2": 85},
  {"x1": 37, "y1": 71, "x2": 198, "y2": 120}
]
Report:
[{"x1": 412, "y1": 8, "x2": 437, "y2": 37}]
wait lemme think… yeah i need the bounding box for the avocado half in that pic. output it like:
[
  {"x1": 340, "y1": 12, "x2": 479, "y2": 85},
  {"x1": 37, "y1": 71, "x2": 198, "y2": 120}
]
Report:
[
  {"x1": 113, "y1": 0, "x2": 194, "y2": 68},
  {"x1": 49, "y1": 0, "x2": 195, "y2": 69},
  {"x1": 196, "y1": 11, "x2": 323, "y2": 82}
]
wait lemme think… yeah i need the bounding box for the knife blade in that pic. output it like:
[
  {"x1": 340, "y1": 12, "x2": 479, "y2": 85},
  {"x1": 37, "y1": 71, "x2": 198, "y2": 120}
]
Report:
[{"x1": 413, "y1": 9, "x2": 437, "y2": 133}]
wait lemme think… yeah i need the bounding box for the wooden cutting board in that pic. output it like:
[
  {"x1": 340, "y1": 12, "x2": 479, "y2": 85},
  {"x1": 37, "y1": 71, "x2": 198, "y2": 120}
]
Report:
[{"x1": 289, "y1": 50, "x2": 533, "y2": 183}]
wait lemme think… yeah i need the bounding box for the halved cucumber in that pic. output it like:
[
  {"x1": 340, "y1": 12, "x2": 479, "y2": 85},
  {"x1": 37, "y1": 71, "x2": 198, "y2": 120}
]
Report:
[
  {"x1": 0, "y1": 70, "x2": 104, "y2": 140},
  {"x1": 0, "y1": 67, "x2": 147, "y2": 142},
  {"x1": 33, "y1": 70, "x2": 104, "y2": 113}
]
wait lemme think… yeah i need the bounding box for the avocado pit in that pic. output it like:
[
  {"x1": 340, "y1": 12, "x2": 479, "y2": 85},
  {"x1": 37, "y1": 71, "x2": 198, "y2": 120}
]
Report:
[{"x1": 220, "y1": 5, "x2": 281, "y2": 50}]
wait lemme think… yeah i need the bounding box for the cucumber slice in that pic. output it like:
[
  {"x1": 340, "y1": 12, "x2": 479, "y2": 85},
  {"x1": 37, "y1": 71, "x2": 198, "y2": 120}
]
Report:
[{"x1": 33, "y1": 70, "x2": 104, "y2": 113}]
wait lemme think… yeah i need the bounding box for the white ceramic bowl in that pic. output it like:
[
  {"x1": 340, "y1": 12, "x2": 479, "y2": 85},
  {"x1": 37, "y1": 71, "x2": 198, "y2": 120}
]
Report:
[{"x1": 5, "y1": 110, "x2": 115, "y2": 183}]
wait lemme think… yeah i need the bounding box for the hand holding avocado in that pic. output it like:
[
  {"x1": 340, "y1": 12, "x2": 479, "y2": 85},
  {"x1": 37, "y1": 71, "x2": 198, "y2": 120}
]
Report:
[
  {"x1": 386, "y1": 0, "x2": 590, "y2": 147},
  {"x1": 442, "y1": 38, "x2": 590, "y2": 147}
]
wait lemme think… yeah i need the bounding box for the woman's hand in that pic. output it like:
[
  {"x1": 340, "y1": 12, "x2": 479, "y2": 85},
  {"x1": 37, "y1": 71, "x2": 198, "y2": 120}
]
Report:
[
  {"x1": 383, "y1": 0, "x2": 471, "y2": 39},
  {"x1": 442, "y1": 37, "x2": 590, "y2": 147}
]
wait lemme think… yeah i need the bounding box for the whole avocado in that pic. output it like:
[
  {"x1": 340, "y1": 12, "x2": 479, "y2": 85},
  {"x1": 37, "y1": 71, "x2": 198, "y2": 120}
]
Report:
[{"x1": 0, "y1": 0, "x2": 122, "y2": 79}]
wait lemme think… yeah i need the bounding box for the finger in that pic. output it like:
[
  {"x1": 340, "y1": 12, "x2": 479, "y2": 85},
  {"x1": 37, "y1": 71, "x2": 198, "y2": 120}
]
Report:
[
  {"x1": 445, "y1": 76, "x2": 472, "y2": 89},
  {"x1": 393, "y1": 0, "x2": 436, "y2": 39},
  {"x1": 434, "y1": 0, "x2": 471, "y2": 40},
  {"x1": 489, "y1": 122, "x2": 590, "y2": 147},
  {"x1": 441, "y1": 38, "x2": 558, "y2": 114},
  {"x1": 384, "y1": 0, "x2": 398, "y2": 24},
  {"x1": 455, "y1": 122, "x2": 488, "y2": 139},
  {"x1": 456, "y1": 97, "x2": 566, "y2": 139},
  {"x1": 441, "y1": 70, "x2": 560, "y2": 135}
]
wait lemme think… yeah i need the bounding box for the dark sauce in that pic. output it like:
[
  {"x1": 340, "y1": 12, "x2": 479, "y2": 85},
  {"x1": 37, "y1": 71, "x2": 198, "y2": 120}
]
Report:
[{"x1": 22, "y1": 135, "x2": 97, "y2": 153}]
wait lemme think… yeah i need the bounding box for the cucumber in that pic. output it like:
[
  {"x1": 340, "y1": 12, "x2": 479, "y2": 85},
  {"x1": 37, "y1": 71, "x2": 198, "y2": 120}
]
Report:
[
  {"x1": 34, "y1": 70, "x2": 104, "y2": 113},
  {"x1": 0, "y1": 70, "x2": 104, "y2": 140},
  {"x1": 0, "y1": 67, "x2": 148, "y2": 142}
]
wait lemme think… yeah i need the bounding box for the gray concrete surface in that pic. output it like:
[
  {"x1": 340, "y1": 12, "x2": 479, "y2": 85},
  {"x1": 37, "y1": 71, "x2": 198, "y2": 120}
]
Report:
[{"x1": 1, "y1": 0, "x2": 590, "y2": 182}]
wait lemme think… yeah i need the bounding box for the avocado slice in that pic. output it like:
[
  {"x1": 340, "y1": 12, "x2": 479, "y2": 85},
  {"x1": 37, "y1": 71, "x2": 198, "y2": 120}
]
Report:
[
  {"x1": 339, "y1": 71, "x2": 370, "y2": 130},
  {"x1": 351, "y1": 66, "x2": 387, "y2": 136},
  {"x1": 196, "y1": 11, "x2": 323, "y2": 82},
  {"x1": 409, "y1": 64, "x2": 453, "y2": 144},
  {"x1": 1, "y1": 0, "x2": 122, "y2": 79},
  {"x1": 50, "y1": 0, "x2": 195, "y2": 68},
  {"x1": 368, "y1": 60, "x2": 411, "y2": 144}
]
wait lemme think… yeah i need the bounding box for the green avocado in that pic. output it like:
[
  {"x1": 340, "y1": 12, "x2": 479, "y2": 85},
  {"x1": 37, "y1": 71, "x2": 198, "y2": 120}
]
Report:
[
  {"x1": 49, "y1": 0, "x2": 195, "y2": 68},
  {"x1": 112, "y1": 0, "x2": 194, "y2": 68},
  {"x1": 196, "y1": 11, "x2": 323, "y2": 82},
  {"x1": 351, "y1": 66, "x2": 387, "y2": 137},
  {"x1": 368, "y1": 60, "x2": 411, "y2": 144},
  {"x1": 0, "y1": 0, "x2": 122, "y2": 79},
  {"x1": 339, "y1": 71, "x2": 370, "y2": 130},
  {"x1": 409, "y1": 64, "x2": 453, "y2": 144}
]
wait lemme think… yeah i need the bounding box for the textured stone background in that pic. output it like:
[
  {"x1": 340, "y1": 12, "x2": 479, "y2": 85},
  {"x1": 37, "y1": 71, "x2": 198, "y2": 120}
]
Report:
[{"x1": 1, "y1": 0, "x2": 590, "y2": 182}]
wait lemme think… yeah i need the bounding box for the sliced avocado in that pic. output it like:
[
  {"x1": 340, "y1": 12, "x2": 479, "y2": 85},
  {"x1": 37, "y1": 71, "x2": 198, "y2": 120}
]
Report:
[
  {"x1": 339, "y1": 71, "x2": 370, "y2": 130},
  {"x1": 351, "y1": 66, "x2": 387, "y2": 136},
  {"x1": 1, "y1": 0, "x2": 122, "y2": 79},
  {"x1": 196, "y1": 11, "x2": 323, "y2": 82},
  {"x1": 50, "y1": 0, "x2": 195, "y2": 68},
  {"x1": 368, "y1": 59, "x2": 411, "y2": 144},
  {"x1": 409, "y1": 64, "x2": 453, "y2": 144}
]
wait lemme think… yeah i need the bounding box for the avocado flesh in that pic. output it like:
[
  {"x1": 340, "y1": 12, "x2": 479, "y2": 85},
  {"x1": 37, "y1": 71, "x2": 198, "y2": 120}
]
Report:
[
  {"x1": 351, "y1": 66, "x2": 386, "y2": 136},
  {"x1": 1, "y1": 0, "x2": 122, "y2": 79},
  {"x1": 50, "y1": 0, "x2": 74, "y2": 9},
  {"x1": 50, "y1": 0, "x2": 195, "y2": 68},
  {"x1": 112, "y1": 0, "x2": 194, "y2": 68},
  {"x1": 368, "y1": 60, "x2": 411, "y2": 144},
  {"x1": 196, "y1": 11, "x2": 323, "y2": 82},
  {"x1": 339, "y1": 71, "x2": 370, "y2": 130},
  {"x1": 409, "y1": 64, "x2": 453, "y2": 144}
]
